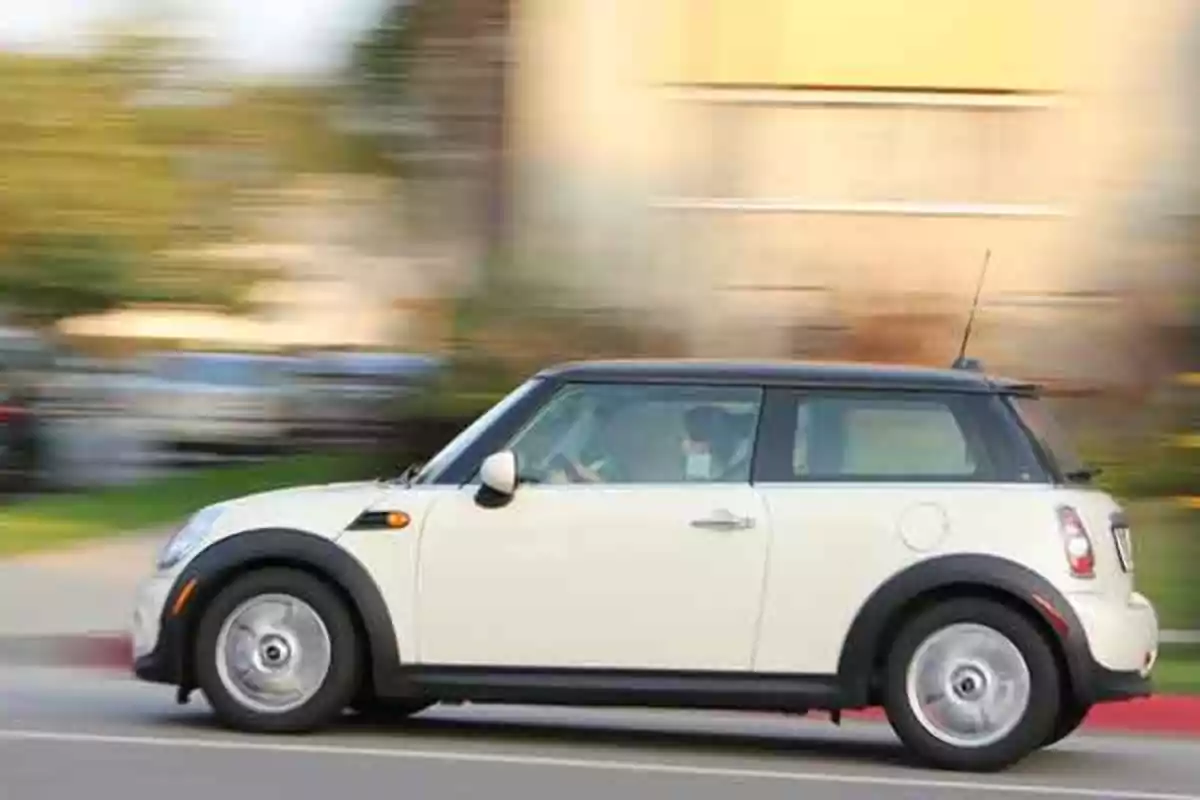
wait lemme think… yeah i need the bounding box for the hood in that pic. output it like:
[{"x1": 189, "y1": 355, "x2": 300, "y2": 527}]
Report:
[{"x1": 213, "y1": 479, "x2": 392, "y2": 541}]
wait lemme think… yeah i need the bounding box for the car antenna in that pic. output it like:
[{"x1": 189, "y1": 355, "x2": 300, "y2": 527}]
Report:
[{"x1": 952, "y1": 248, "x2": 991, "y2": 371}]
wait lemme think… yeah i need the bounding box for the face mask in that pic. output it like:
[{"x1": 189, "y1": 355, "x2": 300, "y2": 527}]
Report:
[{"x1": 685, "y1": 452, "x2": 712, "y2": 480}]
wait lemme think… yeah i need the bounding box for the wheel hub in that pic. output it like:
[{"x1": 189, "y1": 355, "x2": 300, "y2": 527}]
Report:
[
  {"x1": 214, "y1": 593, "x2": 332, "y2": 715},
  {"x1": 905, "y1": 622, "x2": 1032, "y2": 749},
  {"x1": 257, "y1": 633, "x2": 293, "y2": 669},
  {"x1": 950, "y1": 664, "x2": 988, "y2": 701}
]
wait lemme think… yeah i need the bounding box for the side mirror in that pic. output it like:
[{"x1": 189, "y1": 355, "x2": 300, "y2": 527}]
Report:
[{"x1": 479, "y1": 450, "x2": 518, "y2": 496}]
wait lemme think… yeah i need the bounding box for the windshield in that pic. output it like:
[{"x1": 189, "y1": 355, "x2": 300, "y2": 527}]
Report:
[
  {"x1": 412, "y1": 379, "x2": 541, "y2": 484},
  {"x1": 1007, "y1": 395, "x2": 1090, "y2": 481}
]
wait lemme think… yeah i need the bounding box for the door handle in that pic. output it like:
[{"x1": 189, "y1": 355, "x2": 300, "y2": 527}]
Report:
[{"x1": 690, "y1": 509, "x2": 756, "y2": 531}]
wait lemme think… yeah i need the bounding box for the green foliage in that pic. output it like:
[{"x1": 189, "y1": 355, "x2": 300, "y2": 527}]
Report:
[
  {"x1": 0, "y1": 236, "x2": 136, "y2": 324},
  {"x1": 0, "y1": 38, "x2": 367, "y2": 324},
  {"x1": 0, "y1": 454, "x2": 371, "y2": 557}
]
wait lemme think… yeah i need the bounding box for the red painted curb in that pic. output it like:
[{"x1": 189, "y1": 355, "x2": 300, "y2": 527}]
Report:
[
  {"x1": 828, "y1": 697, "x2": 1200, "y2": 737},
  {"x1": 64, "y1": 634, "x2": 132, "y2": 670},
  {"x1": 6, "y1": 634, "x2": 1200, "y2": 737},
  {"x1": 0, "y1": 634, "x2": 131, "y2": 671}
]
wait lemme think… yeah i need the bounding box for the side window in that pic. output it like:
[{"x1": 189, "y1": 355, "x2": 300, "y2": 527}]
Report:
[
  {"x1": 773, "y1": 391, "x2": 1004, "y2": 482},
  {"x1": 503, "y1": 382, "x2": 763, "y2": 484}
]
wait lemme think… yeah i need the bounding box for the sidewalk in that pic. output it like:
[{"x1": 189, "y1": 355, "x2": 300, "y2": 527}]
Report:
[{"x1": 0, "y1": 531, "x2": 163, "y2": 638}]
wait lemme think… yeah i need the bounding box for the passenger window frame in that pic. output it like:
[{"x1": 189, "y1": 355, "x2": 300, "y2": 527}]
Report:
[{"x1": 751, "y1": 387, "x2": 1049, "y2": 484}]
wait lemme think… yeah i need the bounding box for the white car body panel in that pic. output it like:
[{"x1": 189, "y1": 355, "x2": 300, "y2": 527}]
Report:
[
  {"x1": 135, "y1": 469, "x2": 1158, "y2": 682},
  {"x1": 333, "y1": 486, "x2": 459, "y2": 665},
  {"x1": 409, "y1": 483, "x2": 771, "y2": 670},
  {"x1": 131, "y1": 480, "x2": 392, "y2": 659},
  {"x1": 209, "y1": 481, "x2": 389, "y2": 543},
  {"x1": 753, "y1": 483, "x2": 1119, "y2": 674}
]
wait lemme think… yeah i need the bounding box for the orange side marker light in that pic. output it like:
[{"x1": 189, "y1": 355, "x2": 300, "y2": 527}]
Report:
[{"x1": 172, "y1": 578, "x2": 198, "y2": 617}]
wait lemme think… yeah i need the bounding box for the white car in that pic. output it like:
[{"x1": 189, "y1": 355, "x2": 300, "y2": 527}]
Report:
[{"x1": 130, "y1": 359, "x2": 1159, "y2": 772}]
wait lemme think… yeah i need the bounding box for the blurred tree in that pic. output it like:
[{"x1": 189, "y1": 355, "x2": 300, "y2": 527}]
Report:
[
  {"x1": 0, "y1": 35, "x2": 361, "y2": 324},
  {"x1": 0, "y1": 236, "x2": 136, "y2": 325},
  {"x1": 347, "y1": 0, "x2": 511, "y2": 251}
]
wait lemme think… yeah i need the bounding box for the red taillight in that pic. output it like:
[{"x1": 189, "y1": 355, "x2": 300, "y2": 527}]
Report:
[{"x1": 1057, "y1": 505, "x2": 1095, "y2": 579}]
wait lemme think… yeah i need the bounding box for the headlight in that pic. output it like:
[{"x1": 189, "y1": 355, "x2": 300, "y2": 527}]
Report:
[{"x1": 157, "y1": 505, "x2": 225, "y2": 571}]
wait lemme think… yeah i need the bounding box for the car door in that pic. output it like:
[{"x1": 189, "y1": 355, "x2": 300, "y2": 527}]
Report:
[
  {"x1": 412, "y1": 380, "x2": 772, "y2": 672},
  {"x1": 750, "y1": 387, "x2": 1042, "y2": 675}
]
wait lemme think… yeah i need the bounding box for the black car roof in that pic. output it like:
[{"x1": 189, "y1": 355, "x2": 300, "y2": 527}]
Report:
[{"x1": 536, "y1": 359, "x2": 1036, "y2": 394}]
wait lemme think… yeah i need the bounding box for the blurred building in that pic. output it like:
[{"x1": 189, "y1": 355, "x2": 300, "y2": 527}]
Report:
[{"x1": 507, "y1": 0, "x2": 1199, "y2": 384}]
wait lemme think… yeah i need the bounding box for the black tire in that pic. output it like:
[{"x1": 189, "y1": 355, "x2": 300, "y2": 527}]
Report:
[
  {"x1": 882, "y1": 599, "x2": 1062, "y2": 772},
  {"x1": 349, "y1": 697, "x2": 433, "y2": 722},
  {"x1": 1043, "y1": 698, "x2": 1090, "y2": 747},
  {"x1": 194, "y1": 568, "x2": 362, "y2": 733}
]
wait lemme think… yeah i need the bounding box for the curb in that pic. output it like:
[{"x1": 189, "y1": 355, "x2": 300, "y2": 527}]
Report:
[
  {"x1": 0, "y1": 634, "x2": 131, "y2": 671},
  {"x1": 3, "y1": 634, "x2": 1198, "y2": 737},
  {"x1": 834, "y1": 698, "x2": 1200, "y2": 737}
]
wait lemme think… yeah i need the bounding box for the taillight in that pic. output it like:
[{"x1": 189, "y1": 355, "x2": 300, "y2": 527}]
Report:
[{"x1": 1057, "y1": 505, "x2": 1095, "y2": 579}]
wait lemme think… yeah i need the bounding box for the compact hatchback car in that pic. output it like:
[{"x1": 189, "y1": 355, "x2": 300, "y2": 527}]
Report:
[{"x1": 130, "y1": 359, "x2": 1158, "y2": 772}]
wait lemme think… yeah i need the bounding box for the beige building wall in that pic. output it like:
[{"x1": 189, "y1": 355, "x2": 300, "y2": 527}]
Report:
[{"x1": 509, "y1": 0, "x2": 1197, "y2": 382}]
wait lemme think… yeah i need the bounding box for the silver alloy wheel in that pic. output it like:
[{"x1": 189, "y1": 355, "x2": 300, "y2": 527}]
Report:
[
  {"x1": 904, "y1": 622, "x2": 1032, "y2": 749},
  {"x1": 214, "y1": 593, "x2": 333, "y2": 714}
]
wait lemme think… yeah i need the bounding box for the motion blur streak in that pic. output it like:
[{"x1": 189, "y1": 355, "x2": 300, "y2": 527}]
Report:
[{"x1": 0, "y1": 0, "x2": 1196, "y2": 753}]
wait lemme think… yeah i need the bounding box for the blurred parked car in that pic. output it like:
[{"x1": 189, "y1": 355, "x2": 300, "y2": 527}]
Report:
[
  {"x1": 0, "y1": 371, "x2": 41, "y2": 493},
  {"x1": 135, "y1": 351, "x2": 300, "y2": 455},
  {"x1": 0, "y1": 328, "x2": 53, "y2": 493},
  {"x1": 289, "y1": 351, "x2": 443, "y2": 443}
]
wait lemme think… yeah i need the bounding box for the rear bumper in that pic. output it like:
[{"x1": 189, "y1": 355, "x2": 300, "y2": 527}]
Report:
[
  {"x1": 1068, "y1": 591, "x2": 1159, "y2": 675},
  {"x1": 1090, "y1": 664, "x2": 1152, "y2": 704},
  {"x1": 1065, "y1": 591, "x2": 1158, "y2": 706}
]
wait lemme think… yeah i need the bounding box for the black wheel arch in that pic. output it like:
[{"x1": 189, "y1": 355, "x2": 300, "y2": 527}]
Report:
[
  {"x1": 157, "y1": 528, "x2": 402, "y2": 696},
  {"x1": 836, "y1": 554, "x2": 1096, "y2": 708}
]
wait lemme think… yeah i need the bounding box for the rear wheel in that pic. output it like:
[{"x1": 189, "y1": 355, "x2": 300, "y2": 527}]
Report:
[
  {"x1": 882, "y1": 599, "x2": 1061, "y2": 772},
  {"x1": 194, "y1": 568, "x2": 361, "y2": 733}
]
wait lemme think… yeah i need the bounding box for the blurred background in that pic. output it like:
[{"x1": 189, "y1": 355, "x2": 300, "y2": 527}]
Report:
[{"x1": 0, "y1": 2, "x2": 1195, "y2": 634}]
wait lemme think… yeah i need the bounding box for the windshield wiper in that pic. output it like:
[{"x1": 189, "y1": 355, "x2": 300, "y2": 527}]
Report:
[{"x1": 393, "y1": 462, "x2": 423, "y2": 487}]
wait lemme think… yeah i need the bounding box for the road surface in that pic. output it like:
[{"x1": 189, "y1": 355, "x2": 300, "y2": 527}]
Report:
[{"x1": 2, "y1": 666, "x2": 1199, "y2": 800}]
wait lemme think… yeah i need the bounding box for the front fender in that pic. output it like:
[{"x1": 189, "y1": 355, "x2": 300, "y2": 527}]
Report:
[{"x1": 151, "y1": 528, "x2": 401, "y2": 694}]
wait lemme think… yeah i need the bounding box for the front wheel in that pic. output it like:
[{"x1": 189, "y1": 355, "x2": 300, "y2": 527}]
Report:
[
  {"x1": 882, "y1": 599, "x2": 1061, "y2": 772},
  {"x1": 194, "y1": 568, "x2": 362, "y2": 733}
]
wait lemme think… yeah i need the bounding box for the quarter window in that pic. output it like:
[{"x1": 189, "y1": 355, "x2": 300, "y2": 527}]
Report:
[{"x1": 767, "y1": 391, "x2": 1019, "y2": 482}]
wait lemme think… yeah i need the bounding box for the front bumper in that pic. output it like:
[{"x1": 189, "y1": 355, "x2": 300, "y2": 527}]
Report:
[
  {"x1": 130, "y1": 576, "x2": 173, "y2": 661},
  {"x1": 130, "y1": 575, "x2": 186, "y2": 687}
]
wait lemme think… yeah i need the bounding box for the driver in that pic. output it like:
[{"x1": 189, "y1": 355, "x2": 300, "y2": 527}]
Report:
[{"x1": 681, "y1": 405, "x2": 741, "y2": 480}]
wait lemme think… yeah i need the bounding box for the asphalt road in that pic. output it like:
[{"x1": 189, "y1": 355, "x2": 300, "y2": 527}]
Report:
[{"x1": 3, "y1": 667, "x2": 1200, "y2": 800}]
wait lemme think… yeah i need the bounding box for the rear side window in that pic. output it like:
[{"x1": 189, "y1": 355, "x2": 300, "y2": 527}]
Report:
[{"x1": 756, "y1": 389, "x2": 1047, "y2": 483}]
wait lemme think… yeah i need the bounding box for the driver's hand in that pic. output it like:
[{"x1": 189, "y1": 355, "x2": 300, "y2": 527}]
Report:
[
  {"x1": 576, "y1": 462, "x2": 604, "y2": 482},
  {"x1": 552, "y1": 457, "x2": 605, "y2": 484}
]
